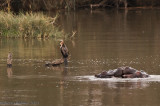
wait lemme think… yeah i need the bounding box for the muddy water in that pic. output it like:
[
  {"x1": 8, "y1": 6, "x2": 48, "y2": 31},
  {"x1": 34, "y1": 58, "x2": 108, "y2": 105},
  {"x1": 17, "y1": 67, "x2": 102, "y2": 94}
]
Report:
[{"x1": 1, "y1": 9, "x2": 160, "y2": 106}]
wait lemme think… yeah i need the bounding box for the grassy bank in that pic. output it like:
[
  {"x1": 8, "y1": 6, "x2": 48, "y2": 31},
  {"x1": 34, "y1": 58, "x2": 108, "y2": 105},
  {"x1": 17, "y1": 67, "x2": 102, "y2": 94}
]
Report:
[{"x1": 0, "y1": 11, "x2": 63, "y2": 38}]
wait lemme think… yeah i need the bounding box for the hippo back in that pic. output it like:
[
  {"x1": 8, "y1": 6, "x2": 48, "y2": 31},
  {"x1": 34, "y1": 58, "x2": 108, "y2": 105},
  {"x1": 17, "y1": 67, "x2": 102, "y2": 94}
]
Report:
[
  {"x1": 107, "y1": 69, "x2": 117, "y2": 76},
  {"x1": 123, "y1": 66, "x2": 137, "y2": 74},
  {"x1": 114, "y1": 67, "x2": 123, "y2": 77}
]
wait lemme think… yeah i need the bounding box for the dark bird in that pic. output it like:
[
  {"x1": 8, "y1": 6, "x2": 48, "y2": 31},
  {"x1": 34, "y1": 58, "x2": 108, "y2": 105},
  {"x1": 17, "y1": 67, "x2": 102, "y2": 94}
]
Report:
[{"x1": 60, "y1": 40, "x2": 69, "y2": 66}]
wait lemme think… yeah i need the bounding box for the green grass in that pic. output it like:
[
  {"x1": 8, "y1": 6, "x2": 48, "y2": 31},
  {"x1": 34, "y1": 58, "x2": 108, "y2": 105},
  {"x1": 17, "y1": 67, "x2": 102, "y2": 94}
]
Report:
[{"x1": 0, "y1": 11, "x2": 63, "y2": 38}]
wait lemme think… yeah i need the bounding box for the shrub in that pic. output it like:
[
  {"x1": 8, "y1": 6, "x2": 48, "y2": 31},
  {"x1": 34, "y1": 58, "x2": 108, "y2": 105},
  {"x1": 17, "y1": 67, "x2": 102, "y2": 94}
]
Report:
[{"x1": 0, "y1": 11, "x2": 63, "y2": 38}]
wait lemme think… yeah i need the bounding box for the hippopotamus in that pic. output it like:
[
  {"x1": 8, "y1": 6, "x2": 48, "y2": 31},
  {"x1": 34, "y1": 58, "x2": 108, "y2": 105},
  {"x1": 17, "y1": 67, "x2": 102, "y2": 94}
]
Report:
[{"x1": 95, "y1": 66, "x2": 149, "y2": 78}]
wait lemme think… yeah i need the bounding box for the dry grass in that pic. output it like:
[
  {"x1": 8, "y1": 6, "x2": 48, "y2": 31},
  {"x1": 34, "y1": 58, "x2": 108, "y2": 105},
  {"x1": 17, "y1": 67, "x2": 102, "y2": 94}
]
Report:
[{"x1": 0, "y1": 11, "x2": 63, "y2": 38}]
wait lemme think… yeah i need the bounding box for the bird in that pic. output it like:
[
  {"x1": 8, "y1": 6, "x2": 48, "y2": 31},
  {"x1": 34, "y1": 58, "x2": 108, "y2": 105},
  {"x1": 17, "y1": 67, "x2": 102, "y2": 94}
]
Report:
[
  {"x1": 7, "y1": 52, "x2": 12, "y2": 67},
  {"x1": 60, "y1": 40, "x2": 69, "y2": 66}
]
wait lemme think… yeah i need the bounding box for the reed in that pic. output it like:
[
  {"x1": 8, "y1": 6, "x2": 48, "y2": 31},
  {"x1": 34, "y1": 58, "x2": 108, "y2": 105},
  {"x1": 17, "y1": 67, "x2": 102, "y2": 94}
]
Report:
[{"x1": 0, "y1": 11, "x2": 63, "y2": 38}]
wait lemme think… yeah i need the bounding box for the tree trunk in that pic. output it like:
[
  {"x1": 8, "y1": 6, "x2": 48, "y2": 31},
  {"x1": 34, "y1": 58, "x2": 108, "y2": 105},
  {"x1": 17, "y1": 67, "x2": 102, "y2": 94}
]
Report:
[
  {"x1": 7, "y1": 0, "x2": 11, "y2": 12},
  {"x1": 124, "y1": 0, "x2": 128, "y2": 9},
  {"x1": 116, "y1": 0, "x2": 119, "y2": 8}
]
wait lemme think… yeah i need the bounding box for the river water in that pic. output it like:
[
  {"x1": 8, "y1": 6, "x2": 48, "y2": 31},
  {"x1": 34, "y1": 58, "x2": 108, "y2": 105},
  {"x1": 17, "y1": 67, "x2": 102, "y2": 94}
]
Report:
[{"x1": 1, "y1": 9, "x2": 160, "y2": 106}]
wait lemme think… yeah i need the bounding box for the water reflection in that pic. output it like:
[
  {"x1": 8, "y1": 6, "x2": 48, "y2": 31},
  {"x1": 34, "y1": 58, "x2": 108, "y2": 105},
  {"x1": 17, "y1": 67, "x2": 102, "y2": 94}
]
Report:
[
  {"x1": 47, "y1": 65, "x2": 68, "y2": 84},
  {"x1": 57, "y1": 66, "x2": 68, "y2": 85},
  {"x1": 59, "y1": 67, "x2": 68, "y2": 104},
  {"x1": 74, "y1": 76, "x2": 150, "y2": 89},
  {"x1": 61, "y1": 67, "x2": 68, "y2": 76},
  {"x1": 1, "y1": 9, "x2": 160, "y2": 106},
  {"x1": 106, "y1": 81, "x2": 149, "y2": 89},
  {"x1": 7, "y1": 67, "x2": 13, "y2": 78}
]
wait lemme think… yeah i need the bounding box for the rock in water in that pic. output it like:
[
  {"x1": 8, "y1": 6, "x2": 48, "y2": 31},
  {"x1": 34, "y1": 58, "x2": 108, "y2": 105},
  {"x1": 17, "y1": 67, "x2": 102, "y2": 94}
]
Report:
[{"x1": 45, "y1": 59, "x2": 64, "y2": 67}]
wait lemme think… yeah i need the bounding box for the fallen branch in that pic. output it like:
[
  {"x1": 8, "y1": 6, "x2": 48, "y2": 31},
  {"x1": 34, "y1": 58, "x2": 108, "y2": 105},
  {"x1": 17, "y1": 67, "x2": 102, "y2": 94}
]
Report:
[{"x1": 90, "y1": 0, "x2": 108, "y2": 9}]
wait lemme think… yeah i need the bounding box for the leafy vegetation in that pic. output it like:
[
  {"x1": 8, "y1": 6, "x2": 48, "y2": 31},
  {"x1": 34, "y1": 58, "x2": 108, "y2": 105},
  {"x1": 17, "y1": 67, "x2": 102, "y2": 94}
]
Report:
[
  {"x1": 0, "y1": 0, "x2": 160, "y2": 38},
  {"x1": 0, "y1": 11, "x2": 63, "y2": 38}
]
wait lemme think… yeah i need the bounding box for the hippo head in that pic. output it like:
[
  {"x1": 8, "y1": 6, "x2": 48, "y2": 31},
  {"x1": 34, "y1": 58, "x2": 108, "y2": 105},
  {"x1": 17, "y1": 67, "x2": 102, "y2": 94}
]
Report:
[
  {"x1": 140, "y1": 70, "x2": 149, "y2": 78},
  {"x1": 133, "y1": 71, "x2": 149, "y2": 78},
  {"x1": 134, "y1": 71, "x2": 143, "y2": 78}
]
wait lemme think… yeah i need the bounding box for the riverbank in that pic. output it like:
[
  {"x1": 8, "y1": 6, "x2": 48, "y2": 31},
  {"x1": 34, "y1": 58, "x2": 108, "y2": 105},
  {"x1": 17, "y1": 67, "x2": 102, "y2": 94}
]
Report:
[
  {"x1": 0, "y1": 11, "x2": 63, "y2": 38},
  {"x1": 1, "y1": 0, "x2": 160, "y2": 12}
]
